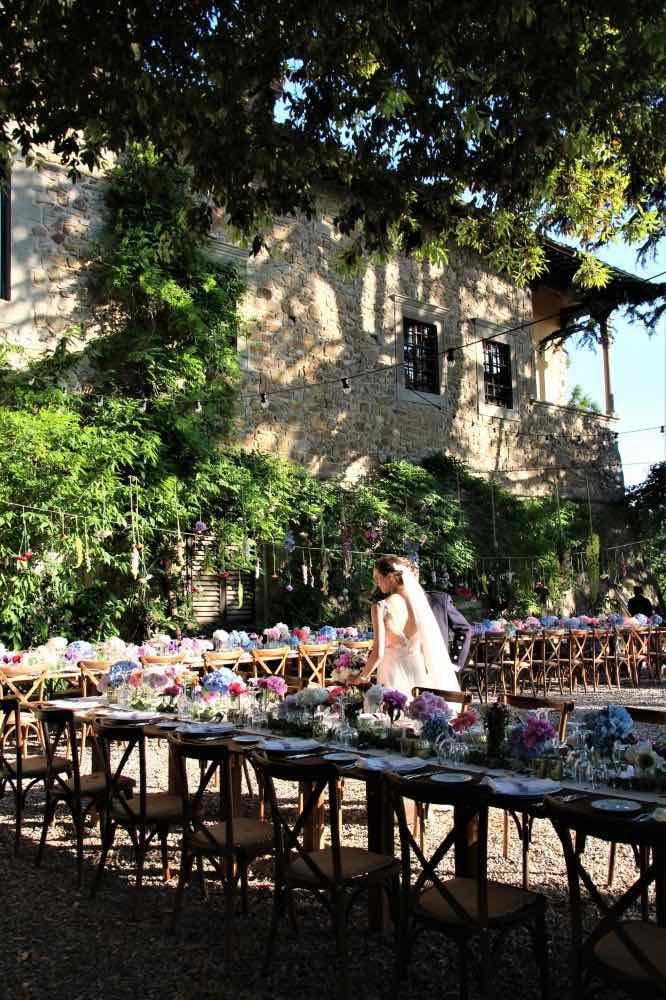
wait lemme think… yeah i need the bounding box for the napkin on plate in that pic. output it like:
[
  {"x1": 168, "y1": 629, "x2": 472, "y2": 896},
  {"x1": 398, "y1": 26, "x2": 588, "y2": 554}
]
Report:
[{"x1": 492, "y1": 777, "x2": 560, "y2": 796}]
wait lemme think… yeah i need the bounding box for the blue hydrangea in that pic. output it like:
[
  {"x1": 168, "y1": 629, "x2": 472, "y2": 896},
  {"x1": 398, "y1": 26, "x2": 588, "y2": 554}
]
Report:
[
  {"x1": 107, "y1": 660, "x2": 138, "y2": 687},
  {"x1": 202, "y1": 667, "x2": 238, "y2": 693},
  {"x1": 65, "y1": 640, "x2": 96, "y2": 661},
  {"x1": 422, "y1": 712, "x2": 452, "y2": 744},
  {"x1": 584, "y1": 704, "x2": 634, "y2": 753},
  {"x1": 317, "y1": 625, "x2": 338, "y2": 641}
]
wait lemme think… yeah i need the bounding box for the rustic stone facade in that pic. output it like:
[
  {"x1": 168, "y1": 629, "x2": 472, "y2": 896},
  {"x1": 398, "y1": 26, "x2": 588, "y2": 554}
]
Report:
[
  {"x1": 1, "y1": 155, "x2": 622, "y2": 501},
  {"x1": 213, "y1": 211, "x2": 622, "y2": 500}
]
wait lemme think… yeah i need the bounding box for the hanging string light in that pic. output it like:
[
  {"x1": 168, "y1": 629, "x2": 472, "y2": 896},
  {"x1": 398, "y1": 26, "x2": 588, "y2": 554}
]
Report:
[
  {"x1": 341, "y1": 377, "x2": 352, "y2": 394},
  {"x1": 260, "y1": 392, "x2": 269, "y2": 409}
]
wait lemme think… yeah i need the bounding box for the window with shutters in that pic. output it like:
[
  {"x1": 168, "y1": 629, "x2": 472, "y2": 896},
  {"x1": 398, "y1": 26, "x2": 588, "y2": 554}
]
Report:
[
  {"x1": 403, "y1": 317, "x2": 440, "y2": 394},
  {"x1": 483, "y1": 339, "x2": 513, "y2": 408}
]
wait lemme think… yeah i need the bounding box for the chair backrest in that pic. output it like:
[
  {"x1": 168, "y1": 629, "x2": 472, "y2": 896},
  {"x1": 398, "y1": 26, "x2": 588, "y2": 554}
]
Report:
[
  {"x1": 544, "y1": 794, "x2": 666, "y2": 991},
  {"x1": 93, "y1": 720, "x2": 147, "y2": 822},
  {"x1": 501, "y1": 693, "x2": 574, "y2": 741},
  {"x1": 411, "y1": 686, "x2": 472, "y2": 708},
  {"x1": 170, "y1": 735, "x2": 242, "y2": 852},
  {"x1": 252, "y1": 753, "x2": 343, "y2": 887},
  {"x1": 346, "y1": 640, "x2": 373, "y2": 651},
  {"x1": 0, "y1": 697, "x2": 22, "y2": 779},
  {"x1": 140, "y1": 654, "x2": 184, "y2": 666},
  {"x1": 386, "y1": 773, "x2": 492, "y2": 929},
  {"x1": 31, "y1": 706, "x2": 79, "y2": 795},
  {"x1": 202, "y1": 650, "x2": 245, "y2": 674},
  {"x1": 298, "y1": 643, "x2": 333, "y2": 686},
  {"x1": 250, "y1": 647, "x2": 291, "y2": 678}
]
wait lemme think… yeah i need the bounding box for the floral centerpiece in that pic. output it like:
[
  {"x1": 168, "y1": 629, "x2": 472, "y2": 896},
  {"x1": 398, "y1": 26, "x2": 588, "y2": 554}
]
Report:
[
  {"x1": 408, "y1": 690, "x2": 450, "y2": 723},
  {"x1": 255, "y1": 675, "x2": 289, "y2": 707},
  {"x1": 382, "y1": 689, "x2": 408, "y2": 724},
  {"x1": 509, "y1": 715, "x2": 557, "y2": 763},
  {"x1": 584, "y1": 704, "x2": 634, "y2": 755},
  {"x1": 451, "y1": 708, "x2": 480, "y2": 734},
  {"x1": 263, "y1": 623, "x2": 290, "y2": 645},
  {"x1": 98, "y1": 659, "x2": 137, "y2": 691},
  {"x1": 295, "y1": 684, "x2": 330, "y2": 711},
  {"x1": 330, "y1": 647, "x2": 367, "y2": 686}
]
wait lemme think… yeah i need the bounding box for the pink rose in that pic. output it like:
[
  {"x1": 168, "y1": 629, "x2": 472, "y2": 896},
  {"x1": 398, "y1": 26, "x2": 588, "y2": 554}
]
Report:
[{"x1": 128, "y1": 669, "x2": 143, "y2": 689}]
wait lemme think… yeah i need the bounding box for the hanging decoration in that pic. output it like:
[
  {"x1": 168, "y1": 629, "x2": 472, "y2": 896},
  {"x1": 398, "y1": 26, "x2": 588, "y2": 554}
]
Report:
[
  {"x1": 271, "y1": 543, "x2": 278, "y2": 580},
  {"x1": 404, "y1": 538, "x2": 420, "y2": 567},
  {"x1": 284, "y1": 530, "x2": 296, "y2": 554},
  {"x1": 341, "y1": 525, "x2": 353, "y2": 578},
  {"x1": 73, "y1": 515, "x2": 84, "y2": 569},
  {"x1": 320, "y1": 521, "x2": 330, "y2": 595}
]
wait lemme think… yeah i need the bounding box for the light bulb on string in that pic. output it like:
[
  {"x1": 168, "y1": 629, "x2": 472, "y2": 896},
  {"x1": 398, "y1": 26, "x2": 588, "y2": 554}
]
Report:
[
  {"x1": 446, "y1": 348, "x2": 456, "y2": 367},
  {"x1": 194, "y1": 400, "x2": 202, "y2": 414},
  {"x1": 342, "y1": 377, "x2": 352, "y2": 395},
  {"x1": 260, "y1": 392, "x2": 269, "y2": 410}
]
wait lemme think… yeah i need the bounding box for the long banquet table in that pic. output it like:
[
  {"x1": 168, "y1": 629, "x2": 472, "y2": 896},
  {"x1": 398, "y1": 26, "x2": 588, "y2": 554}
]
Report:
[{"x1": 52, "y1": 697, "x2": 666, "y2": 932}]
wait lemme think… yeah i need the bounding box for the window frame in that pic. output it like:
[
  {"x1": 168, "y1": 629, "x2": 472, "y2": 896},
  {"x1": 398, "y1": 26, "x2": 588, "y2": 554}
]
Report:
[
  {"x1": 482, "y1": 338, "x2": 514, "y2": 409},
  {"x1": 474, "y1": 318, "x2": 520, "y2": 420},
  {"x1": 0, "y1": 173, "x2": 10, "y2": 301},
  {"x1": 393, "y1": 295, "x2": 449, "y2": 407},
  {"x1": 402, "y1": 315, "x2": 440, "y2": 395}
]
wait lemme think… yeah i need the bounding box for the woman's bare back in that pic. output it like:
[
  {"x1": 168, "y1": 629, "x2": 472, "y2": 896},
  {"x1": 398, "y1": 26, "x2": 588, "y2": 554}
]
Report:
[{"x1": 382, "y1": 592, "x2": 418, "y2": 644}]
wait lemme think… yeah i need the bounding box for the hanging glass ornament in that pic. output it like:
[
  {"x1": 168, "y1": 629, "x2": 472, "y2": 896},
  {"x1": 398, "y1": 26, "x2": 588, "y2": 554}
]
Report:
[
  {"x1": 255, "y1": 555, "x2": 261, "y2": 580},
  {"x1": 271, "y1": 543, "x2": 279, "y2": 580},
  {"x1": 341, "y1": 526, "x2": 353, "y2": 578},
  {"x1": 237, "y1": 577, "x2": 244, "y2": 608},
  {"x1": 130, "y1": 544, "x2": 141, "y2": 579}
]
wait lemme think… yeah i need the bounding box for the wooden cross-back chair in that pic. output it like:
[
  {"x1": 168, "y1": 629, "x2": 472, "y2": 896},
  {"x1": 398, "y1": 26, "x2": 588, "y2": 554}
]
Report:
[
  {"x1": 648, "y1": 627, "x2": 666, "y2": 681},
  {"x1": 411, "y1": 686, "x2": 473, "y2": 708},
  {"x1": 498, "y1": 694, "x2": 575, "y2": 889},
  {"x1": 0, "y1": 664, "x2": 48, "y2": 747},
  {"x1": 140, "y1": 654, "x2": 184, "y2": 667},
  {"x1": 249, "y1": 646, "x2": 291, "y2": 681},
  {"x1": 298, "y1": 642, "x2": 334, "y2": 688},
  {"x1": 252, "y1": 753, "x2": 400, "y2": 999},
  {"x1": 32, "y1": 705, "x2": 133, "y2": 886},
  {"x1": 510, "y1": 632, "x2": 539, "y2": 696},
  {"x1": 92, "y1": 720, "x2": 183, "y2": 905},
  {"x1": 386, "y1": 773, "x2": 549, "y2": 1000},
  {"x1": 169, "y1": 736, "x2": 273, "y2": 953},
  {"x1": 545, "y1": 795, "x2": 666, "y2": 998},
  {"x1": 202, "y1": 649, "x2": 246, "y2": 675},
  {"x1": 617, "y1": 628, "x2": 650, "y2": 688},
  {"x1": 79, "y1": 660, "x2": 112, "y2": 697},
  {"x1": 468, "y1": 635, "x2": 508, "y2": 702},
  {"x1": 532, "y1": 630, "x2": 568, "y2": 695}
]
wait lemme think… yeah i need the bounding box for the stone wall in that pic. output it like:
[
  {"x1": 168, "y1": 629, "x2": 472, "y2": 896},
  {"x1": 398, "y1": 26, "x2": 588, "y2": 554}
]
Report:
[
  {"x1": 0, "y1": 153, "x2": 107, "y2": 370},
  {"x1": 0, "y1": 155, "x2": 623, "y2": 501},
  {"x1": 213, "y1": 211, "x2": 622, "y2": 500}
]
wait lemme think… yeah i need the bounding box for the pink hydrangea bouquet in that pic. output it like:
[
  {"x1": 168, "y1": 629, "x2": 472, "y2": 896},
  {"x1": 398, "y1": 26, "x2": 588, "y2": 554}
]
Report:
[
  {"x1": 331, "y1": 647, "x2": 367, "y2": 685},
  {"x1": 408, "y1": 691, "x2": 451, "y2": 722}
]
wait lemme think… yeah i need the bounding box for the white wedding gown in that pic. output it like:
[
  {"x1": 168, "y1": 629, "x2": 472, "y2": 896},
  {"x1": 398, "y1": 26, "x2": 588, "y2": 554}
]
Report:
[{"x1": 376, "y1": 593, "x2": 459, "y2": 698}]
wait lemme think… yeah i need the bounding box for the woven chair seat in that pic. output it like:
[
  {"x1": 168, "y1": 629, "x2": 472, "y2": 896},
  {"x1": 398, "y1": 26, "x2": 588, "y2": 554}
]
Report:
[
  {"x1": 0, "y1": 754, "x2": 70, "y2": 778},
  {"x1": 63, "y1": 772, "x2": 134, "y2": 795},
  {"x1": 286, "y1": 846, "x2": 398, "y2": 885},
  {"x1": 190, "y1": 817, "x2": 273, "y2": 853},
  {"x1": 110, "y1": 792, "x2": 182, "y2": 823},
  {"x1": 593, "y1": 921, "x2": 666, "y2": 981},
  {"x1": 416, "y1": 877, "x2": 540, "y2": 926}
]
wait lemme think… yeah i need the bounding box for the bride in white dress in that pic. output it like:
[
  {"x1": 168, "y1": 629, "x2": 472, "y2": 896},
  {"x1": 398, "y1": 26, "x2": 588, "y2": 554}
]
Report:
[{"x1": 360, "y1": 555, "x2": 460, "y2": 697}]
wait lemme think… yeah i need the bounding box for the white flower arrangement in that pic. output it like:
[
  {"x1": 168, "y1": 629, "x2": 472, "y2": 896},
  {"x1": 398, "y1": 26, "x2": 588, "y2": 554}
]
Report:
[
  {"x1": 295, "y1": 685, "x2": 330, "y2": 708},
  {"x1": 364, "y1": 684, "x2": 385, "y2": 710}
]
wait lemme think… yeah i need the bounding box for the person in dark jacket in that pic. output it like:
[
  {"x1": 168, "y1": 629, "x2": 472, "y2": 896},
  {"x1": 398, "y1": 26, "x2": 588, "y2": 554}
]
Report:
[
  {"x1": 627, "y1": 586, "x2": 654, "y2": 618},
  {"x1": 426, "y1": 588, "x2": 473, "y2": 672}
]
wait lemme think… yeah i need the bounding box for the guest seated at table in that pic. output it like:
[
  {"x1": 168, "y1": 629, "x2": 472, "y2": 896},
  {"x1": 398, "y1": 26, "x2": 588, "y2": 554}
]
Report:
[{"x1": 627, "y1": 585, "x2": 653, "y2": 618}]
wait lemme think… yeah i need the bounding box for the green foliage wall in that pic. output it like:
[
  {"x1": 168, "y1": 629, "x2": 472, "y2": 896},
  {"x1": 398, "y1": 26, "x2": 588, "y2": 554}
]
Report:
[{"x1": 0, "y1": 146, "x2": 612, "y2": 646}]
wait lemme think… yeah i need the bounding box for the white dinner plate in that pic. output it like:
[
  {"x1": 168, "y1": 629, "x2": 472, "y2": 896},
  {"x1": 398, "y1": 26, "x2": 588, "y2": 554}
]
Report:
[
  {"x1": 430, "y1": 772, "x2": 473, "y2": 784},
  {"x1": 323, "y1": 752, "x2": 359, "y2": 765},
  {"x1": 233, "y1": 734, "x2": 264, "y2": 744},
  {"x1": 264, "y1": 738, "x2": 321, "y2": 752},
  {"x1": 493, "y1": 778, "x2": 561, "y2": 797},
  {"x1": 176, "y1": 722, "x2": 235, "y2": 735},
  {"x1": 385, "y1": 759, "x2": 427, "y2": 773},
  {"x1": 591, "y1": 798, "x2": 642, "y2": 813}
]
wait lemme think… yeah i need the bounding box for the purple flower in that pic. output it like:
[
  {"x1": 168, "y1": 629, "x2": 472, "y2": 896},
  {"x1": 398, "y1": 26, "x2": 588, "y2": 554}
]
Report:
[
  {"x1": 256, "y1": 675, "x2": 288, "y2": 697},
  {"x1": 194, "y1": 520, "x2": 208, "y2": 534},
  {"x1": 408, "y1": 691, "x2": 451, "y2": 722},
  {"x1": 382, "y1": 689, "x2": 408, "y2": 721}
]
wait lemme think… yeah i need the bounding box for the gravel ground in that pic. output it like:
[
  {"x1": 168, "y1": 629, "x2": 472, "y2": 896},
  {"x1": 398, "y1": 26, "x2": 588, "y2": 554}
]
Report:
[{"x1": 1, "y1": 683, "x2": 665, "y2": 1000}]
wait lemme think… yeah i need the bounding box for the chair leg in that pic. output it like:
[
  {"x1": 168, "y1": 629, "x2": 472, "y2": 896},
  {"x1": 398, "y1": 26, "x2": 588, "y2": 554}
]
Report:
[
  {"x1": 262, "y1": 885, "x2": 285, "y2": 973},
  {"x1": 197, "y1": 853, "x2": 208, "y2": 900},
  {"x1": 607, "y1": 842, "x2": 617, "y2": 887},
  {"x1": 533, "y1": 908, "x2": 550, "y2": 1000},
  {"x1": 36, "y1": 795, "x2": 56, "y2": 868},
  {"x1": 458, "y1": 943, "x2": 469, "y2": 1000},
  {"x1": 522, "y1": 812, "x2": 530, "y2": 890},
  {"x1": 502, "y1": 811, "x2": 509, "y2": 859},
  {"x1": 479, "y1": 931, "x2": 494, "y2": 1000},
  {"x1": 92, "y1": 817, "x2": 116, "y2": 896},
  {"x1": 159, "y1": 826, "x2": 171, "y2": 882},
  {"x1": 224, "y1": 870, "x2": 237, "y2": 963},
  {"x1": 333, "y1": 891, "x2": 351, "y2": 1000},
  {"x1": 170, "y1": 847, "x2": 193, "y2": 933},
  {"x1": 14, "y1": 780, "x2": 23, "y2": 855}
]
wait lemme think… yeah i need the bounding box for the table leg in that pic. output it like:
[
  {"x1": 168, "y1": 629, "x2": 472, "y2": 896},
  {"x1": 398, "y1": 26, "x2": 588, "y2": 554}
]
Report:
[
  {"x1": 302, "y1": 781, "x2": 325, "y2": 852},
  {"x1": 366, "y1": 774, "x2": 394, "y2": 930},
  {"x1": 454, "y1": 804, "x2": 479, "y2": 877}
]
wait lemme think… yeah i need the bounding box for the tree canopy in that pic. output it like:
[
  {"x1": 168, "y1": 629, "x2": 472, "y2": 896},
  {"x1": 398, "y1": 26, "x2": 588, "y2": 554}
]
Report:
[{"x1": 2, "y1": 2, "x2": 666, "y2": 306}]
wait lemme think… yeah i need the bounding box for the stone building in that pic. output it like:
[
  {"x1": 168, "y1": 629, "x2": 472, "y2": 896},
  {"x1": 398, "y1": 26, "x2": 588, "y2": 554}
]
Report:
[{"x1": 0, "y1": 152, "x2": 627, "y2": 501}]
